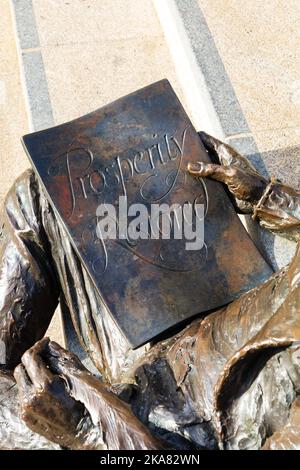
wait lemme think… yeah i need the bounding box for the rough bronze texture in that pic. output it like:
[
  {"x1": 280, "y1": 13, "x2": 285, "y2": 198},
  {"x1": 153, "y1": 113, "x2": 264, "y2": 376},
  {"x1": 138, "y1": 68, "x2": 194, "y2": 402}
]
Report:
[
  {"x1": 22, "y1": 80, "x2": 271, "y2": 347},
  {"x1": 0, "y1": 130, "x2": 299, "y2": 450}
]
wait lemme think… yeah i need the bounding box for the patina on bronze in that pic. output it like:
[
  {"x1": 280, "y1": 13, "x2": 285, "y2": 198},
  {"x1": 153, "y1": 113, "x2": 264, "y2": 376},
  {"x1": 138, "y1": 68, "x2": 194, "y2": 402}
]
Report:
[
  {"x1": 0, "y1": 124, "x2": 299, "y2": 450},
  {"x1": 22, "y1": 80, "x2": 271, "y2": 348}
]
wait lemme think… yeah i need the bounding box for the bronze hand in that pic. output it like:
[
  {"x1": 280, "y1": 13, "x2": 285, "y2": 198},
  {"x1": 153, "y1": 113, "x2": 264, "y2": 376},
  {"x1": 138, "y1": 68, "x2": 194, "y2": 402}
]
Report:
[
  {"x1": 188, "y1": 132, "x2": 268, "y2": 207},
  {"x1": 14, "y1": 338, "x2": 167, "y2": 450}
]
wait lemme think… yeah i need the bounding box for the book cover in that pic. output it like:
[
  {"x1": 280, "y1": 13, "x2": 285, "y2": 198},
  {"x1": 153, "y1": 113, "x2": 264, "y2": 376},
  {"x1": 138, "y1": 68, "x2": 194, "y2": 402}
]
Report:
[{"x1": 22, "y1": 79, "x2": 272, "y2": 348}]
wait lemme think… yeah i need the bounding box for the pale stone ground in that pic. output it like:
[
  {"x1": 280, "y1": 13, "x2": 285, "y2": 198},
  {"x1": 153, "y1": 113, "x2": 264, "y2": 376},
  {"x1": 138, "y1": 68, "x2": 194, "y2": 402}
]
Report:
[
  {"x1": 1, "y1": 0, "x2": 300, "y2": 344},
  {"x1": 0, "y1": 2, "x2": 28, "y2": 205},
  {"x1": 199, "y1": 0, "x2": 300, "y2": 188},
  {"x1": 31, "y1": 0, "x2": 187, "y2": 124}
]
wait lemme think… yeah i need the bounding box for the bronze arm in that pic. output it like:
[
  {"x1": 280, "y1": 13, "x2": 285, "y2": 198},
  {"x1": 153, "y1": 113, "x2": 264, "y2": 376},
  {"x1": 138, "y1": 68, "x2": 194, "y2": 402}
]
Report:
[
  {"x1": 189, "y1": 132, "x2": 300, "y2": 242},
  {"x1": 14, "y1": 338, "x2": 168, "y2": 450},
  {"x1": 0, "y1": 170, "x2": 60, "y2": 370}
]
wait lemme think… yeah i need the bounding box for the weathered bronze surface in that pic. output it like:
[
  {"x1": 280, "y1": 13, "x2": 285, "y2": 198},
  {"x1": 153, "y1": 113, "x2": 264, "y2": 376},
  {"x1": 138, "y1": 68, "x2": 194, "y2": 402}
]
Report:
[
  {"x1": 0, "y1": 128, "x2": 299, "y2": 450},
  {"x1": 22, "y1": 80, "x2": 271, "y2": 348}
]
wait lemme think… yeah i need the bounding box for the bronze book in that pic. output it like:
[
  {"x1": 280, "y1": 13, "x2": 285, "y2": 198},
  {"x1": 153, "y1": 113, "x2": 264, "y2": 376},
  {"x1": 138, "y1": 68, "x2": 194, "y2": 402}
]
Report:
[{"x1": 22, "y1": 79, "x2": 272, "y2": 348}]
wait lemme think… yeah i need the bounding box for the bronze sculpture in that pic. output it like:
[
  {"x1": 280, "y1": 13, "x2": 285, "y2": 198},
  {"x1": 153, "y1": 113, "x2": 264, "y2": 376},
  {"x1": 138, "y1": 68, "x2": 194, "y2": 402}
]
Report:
[{"x1": 0, "y1": 129, "x2": 299, "y2": 450}]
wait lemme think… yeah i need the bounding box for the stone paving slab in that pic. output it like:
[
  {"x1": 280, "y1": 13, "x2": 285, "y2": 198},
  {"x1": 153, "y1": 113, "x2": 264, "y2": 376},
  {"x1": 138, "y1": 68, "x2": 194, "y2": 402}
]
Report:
[
  {"x1": 33, "y1": 0, "x2": 163, "y2": 45},
  {"x1": 25, "y1": 0, "x2": 187, "y2": 129},
  {"x1": 40, "y1": 37, "x2": 185, "y2": 125},
  {"x1": 172, "y1": 0, "x2": 250, "y2": 137},
  {"x1": 199, "y1": 0, "x2": 300, "y2": 134},
  {"x1": 0, "y1": 0, "x2": 29, "y2": 206}
]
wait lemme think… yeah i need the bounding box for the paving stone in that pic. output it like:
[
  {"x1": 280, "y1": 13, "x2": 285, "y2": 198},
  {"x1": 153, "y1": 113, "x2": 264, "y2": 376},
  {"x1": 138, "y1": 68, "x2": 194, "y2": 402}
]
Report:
[
  {"x1": 199, "y1": 0, "x2": 300, "y2": 134},
  {"x1": 22, "y1": 50, "x2": 54, "y2": 130},
  {"x1": 174, "y1": 0, "x2": 249, "y2": 137},
  {"x1": 12, "y1": 0, "x2": 40, "y2": 50},
  {"x1": 40, "y1": 39, "x2": 186, "y2": 125}
]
